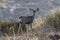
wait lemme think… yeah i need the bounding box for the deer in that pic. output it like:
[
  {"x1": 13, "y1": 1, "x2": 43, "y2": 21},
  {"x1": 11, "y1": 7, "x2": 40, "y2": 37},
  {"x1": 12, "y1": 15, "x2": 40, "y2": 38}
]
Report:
[{"x1": 18, "y1": 8, "x2": 39, "y2": 33}]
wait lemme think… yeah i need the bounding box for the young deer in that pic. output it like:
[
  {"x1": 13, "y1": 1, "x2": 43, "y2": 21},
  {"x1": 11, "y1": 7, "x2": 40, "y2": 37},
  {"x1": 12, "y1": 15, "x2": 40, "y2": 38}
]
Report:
[{"x1": 19, "y1": 8, "x2": 39, "y2": 33}]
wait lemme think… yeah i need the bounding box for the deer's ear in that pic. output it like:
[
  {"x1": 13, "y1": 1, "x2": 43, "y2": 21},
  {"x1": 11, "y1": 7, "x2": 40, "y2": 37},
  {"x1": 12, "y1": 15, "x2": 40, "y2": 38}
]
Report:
[{"x1": 37, "y1": 8, "x2": 39, "y2": 11}]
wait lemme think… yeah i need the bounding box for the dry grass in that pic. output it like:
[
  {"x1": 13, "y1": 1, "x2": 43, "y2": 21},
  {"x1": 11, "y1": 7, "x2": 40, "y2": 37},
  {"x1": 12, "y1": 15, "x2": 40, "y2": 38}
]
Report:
[
  {"x1": 0, "y1": 18, "x2": 50, "y2": 40},
  {"x1": 33, "y1": 19, "x2": 45, "y2": 29},
  {"x1": 0, "y1": 28, "x2": 51, "y2": 40}
]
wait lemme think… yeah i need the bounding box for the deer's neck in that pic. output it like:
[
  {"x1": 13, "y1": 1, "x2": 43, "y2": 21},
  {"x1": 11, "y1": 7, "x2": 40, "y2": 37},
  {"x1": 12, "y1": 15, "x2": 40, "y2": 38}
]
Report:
[{"x1": 32, "y1": 13, "x2": 35, "y2": 18}]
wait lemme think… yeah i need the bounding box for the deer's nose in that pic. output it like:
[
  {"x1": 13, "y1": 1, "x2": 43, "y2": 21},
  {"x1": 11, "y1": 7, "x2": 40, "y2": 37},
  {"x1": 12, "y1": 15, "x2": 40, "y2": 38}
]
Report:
[{"x1": 33, "y1": 11, "x2": 35, "y2": 13}]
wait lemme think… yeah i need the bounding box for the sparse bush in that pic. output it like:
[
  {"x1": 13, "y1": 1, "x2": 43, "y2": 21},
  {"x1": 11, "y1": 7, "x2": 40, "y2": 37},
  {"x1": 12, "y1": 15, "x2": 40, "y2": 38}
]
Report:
[
  {"x1": 0, "y1": 20, "x2": 19, "y2": 35},
  {"x1": 45, "y1": 9, "x2": 60, "y2": 32}
]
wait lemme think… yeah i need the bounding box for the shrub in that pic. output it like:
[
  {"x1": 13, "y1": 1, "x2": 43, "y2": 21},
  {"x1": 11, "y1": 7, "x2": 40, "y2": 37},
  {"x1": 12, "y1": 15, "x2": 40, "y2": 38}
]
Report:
[
  {"x1": 45, "y1": 9, "x2": 60, "y2": 32},
  {"x1": 0, "y1": 20, "x2": 19, "y2": 35}
]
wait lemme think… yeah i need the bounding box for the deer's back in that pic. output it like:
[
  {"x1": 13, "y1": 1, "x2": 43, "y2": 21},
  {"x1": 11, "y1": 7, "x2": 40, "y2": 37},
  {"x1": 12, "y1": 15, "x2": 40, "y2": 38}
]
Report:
[{"x1": 21, "y1": 16, "x2": 34, "y2": 24}]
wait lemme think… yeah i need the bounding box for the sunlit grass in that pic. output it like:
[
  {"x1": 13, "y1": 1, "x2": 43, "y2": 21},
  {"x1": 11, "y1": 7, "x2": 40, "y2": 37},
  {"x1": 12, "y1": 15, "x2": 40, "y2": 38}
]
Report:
[{"x1": 34, "y1": 19, "x2": 45, "y2": 29}]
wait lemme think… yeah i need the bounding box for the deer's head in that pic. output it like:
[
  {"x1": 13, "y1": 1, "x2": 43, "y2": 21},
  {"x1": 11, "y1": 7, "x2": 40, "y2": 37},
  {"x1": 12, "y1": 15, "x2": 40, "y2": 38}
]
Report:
[{"x1": 29, "y1": 8, "x2": 39, "y2": 13}]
